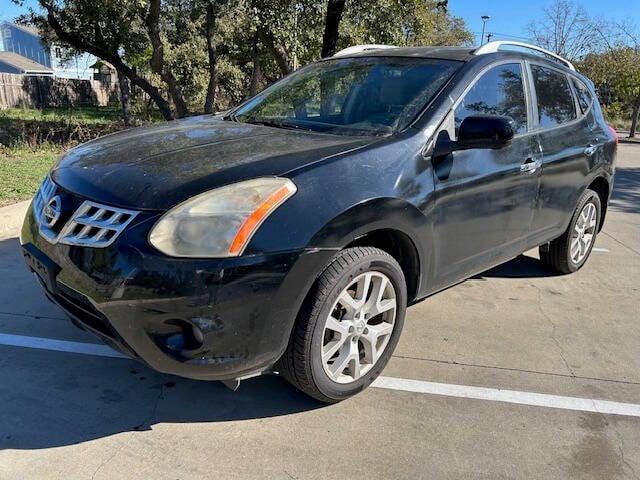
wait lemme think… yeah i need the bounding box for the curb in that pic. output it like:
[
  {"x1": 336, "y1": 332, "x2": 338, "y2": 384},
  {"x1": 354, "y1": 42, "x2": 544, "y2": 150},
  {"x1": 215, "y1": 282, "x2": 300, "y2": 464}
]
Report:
[
  {"x1": 618, "y1": 138, "x2": 640, "y2": 145},
  {"x1": 0, "y1": 200, "x2": 30, "y2": 240}
]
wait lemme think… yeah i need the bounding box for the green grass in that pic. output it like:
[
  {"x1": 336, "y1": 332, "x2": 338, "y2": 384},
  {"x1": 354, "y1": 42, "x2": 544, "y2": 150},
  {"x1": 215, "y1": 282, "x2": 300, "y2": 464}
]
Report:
[
  {"x1": 0, "y1": 107, "x2": 162, "y2": 206},
  {"x1": 0, "y1": 106, "x2": 122, "y2": 125},
  {"x1": 0, "y1": 147, "x2": 58, "y2": 207}
]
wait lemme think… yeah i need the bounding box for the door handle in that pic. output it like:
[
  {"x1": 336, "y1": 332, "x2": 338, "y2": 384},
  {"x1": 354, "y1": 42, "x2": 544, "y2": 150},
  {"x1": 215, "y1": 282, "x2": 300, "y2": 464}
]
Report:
[
  {"x1": 520, "y1": 157, "x2": 541, "y2": 174},
  {"x1": 584, "y1": 144, "x2": 598, "y2": 157}
]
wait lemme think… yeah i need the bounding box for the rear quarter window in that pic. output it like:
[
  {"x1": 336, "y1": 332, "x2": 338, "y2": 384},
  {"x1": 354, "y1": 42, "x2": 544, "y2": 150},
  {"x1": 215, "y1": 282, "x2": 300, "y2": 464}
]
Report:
[
  {"x1": 531, "y1": 65, "x2": 576, "y2": 128},
  {"x1": 571, "y1": 78, "x2": 593, "y2": 114}
]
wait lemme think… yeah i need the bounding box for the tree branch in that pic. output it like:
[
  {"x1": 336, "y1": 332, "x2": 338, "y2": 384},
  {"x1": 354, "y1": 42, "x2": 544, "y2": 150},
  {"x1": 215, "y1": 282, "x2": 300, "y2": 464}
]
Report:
[
  {"x1": 258, "y1": 28, "x2": 293, "y2": 76},
  {"x1": 38, "y1": 0, "x2": 174, "y2": 120}
]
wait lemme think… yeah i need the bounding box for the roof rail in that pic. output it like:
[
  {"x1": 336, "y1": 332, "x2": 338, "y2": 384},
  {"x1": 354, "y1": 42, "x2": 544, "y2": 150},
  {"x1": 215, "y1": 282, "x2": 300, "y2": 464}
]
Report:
[
  {"x1": 333, "y1": 44, "x2": 398, "y2": 57},
  {"x1": 474, "y1": 41, "x2": 575, "y2": 71}
]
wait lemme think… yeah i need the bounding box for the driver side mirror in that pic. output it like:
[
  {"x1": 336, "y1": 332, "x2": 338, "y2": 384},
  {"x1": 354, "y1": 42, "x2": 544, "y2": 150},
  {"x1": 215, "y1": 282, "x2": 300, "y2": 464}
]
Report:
[
  {"x1": 457, "y1": 115, "x2": 515, "y2": 150},
  {"x1": 432, "y1": 115, "x2": 515, "y2": 158}
]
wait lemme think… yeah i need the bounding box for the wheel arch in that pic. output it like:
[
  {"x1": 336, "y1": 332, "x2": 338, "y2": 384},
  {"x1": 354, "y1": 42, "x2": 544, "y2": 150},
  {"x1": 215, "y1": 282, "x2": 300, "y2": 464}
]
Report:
[
  {"x1": 345, "y1": 229, "x2": 420, "y2": 304},
  {"x1": 587, "y1": 176, "x2": 610, "y2": 232},
  {"x1": 307, "y1": 197, "x2": 429, "y2": 303}
]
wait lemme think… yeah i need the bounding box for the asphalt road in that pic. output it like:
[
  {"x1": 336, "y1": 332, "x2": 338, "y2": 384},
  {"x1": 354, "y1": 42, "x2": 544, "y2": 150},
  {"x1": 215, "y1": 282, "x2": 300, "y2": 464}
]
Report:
[{"x1": 0, "y1": 144, "x2": 638, "y2": 479}]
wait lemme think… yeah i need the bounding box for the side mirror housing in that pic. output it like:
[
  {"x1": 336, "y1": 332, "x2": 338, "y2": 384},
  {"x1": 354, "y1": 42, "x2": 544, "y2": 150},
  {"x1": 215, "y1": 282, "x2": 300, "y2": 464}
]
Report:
[{"x1": 457, "y1": 115, "x2": 515, "y2": 150}]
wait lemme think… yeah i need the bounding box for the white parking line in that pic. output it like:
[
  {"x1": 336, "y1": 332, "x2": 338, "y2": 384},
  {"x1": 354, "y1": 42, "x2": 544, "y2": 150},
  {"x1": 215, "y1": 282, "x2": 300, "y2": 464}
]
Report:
[
  {"x1": 592, "y1": 247, "x2": 610, "y2": 252},
  {"x1": 1, "y1": 332, "x2": 639, "y2": 418},
  {"x1": 0, "y1": 333, "x2": 127, "y2": 358},
  {"x1": 372, "y1": 376, "x2": 640, "y2": 418}
]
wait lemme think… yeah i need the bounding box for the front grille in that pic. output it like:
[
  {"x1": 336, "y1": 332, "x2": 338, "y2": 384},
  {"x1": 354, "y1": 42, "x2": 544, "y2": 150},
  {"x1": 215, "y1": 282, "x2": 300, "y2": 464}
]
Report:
[
  {"x1": 34, "y1": 177, "x2": 139, "y2": 248},
  {"x1": 58, "y1": 201, "x2": 137, "y2": 247}
]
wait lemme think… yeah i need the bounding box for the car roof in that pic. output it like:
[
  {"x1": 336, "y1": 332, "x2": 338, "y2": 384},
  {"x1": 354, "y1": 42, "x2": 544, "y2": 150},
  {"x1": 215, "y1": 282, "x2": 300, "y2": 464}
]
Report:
[
  {"x1": 330, "y1": 46, "x2": 476, "y2": 62},
  {"x1": 328, "y1": 45, "x2": 593, "y2": 86}
]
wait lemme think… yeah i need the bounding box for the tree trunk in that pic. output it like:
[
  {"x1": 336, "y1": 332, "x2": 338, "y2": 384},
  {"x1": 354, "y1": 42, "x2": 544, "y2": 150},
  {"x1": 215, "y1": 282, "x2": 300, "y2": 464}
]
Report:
[
  {"x1": 249, "y1": 32, "x2": 262, "y2": 97},
  {"x1": 630, "y1": 102, "x2": 640, "y2": 138},
  {"x1": 259, "y1": 28, "x2": 293, "y2": 76},
  {"x1": 117, "y1": 70, "x2": 131, "y2": 127},
  {"x1": 203, "y1": 1, "x2": 218, "y2": 114},
  {"x1": 146, "y1": 0, "x2": 189, "y2": 118},
  {"x1": 321, "y1": 0, "x2": 346, "y2": 58},
  {"x1": 42, "y1": 4, "x2": 175, "y2": 121}
]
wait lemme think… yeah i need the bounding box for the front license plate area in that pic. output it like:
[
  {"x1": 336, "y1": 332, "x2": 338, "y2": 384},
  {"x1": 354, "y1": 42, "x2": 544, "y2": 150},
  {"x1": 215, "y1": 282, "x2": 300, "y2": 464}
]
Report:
[{"x1": 22, "y1": 243, "x2": 60, "y2": 294}]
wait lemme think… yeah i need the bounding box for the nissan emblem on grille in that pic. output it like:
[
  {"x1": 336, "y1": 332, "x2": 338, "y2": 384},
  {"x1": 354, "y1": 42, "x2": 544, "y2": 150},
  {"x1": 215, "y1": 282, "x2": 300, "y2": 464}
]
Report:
[
  {"x1": 33, "y1": 177, "x2": 139, "y2": 248},
  {"x1": 43, "y1": 195, "x2": 62, "y2": 227}
]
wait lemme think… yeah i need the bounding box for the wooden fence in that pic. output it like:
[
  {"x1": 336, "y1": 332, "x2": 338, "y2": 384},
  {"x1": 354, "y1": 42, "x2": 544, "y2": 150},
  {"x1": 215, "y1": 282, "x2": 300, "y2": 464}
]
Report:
[{"x1": 0, "y1": 73, "x2": 119, "y2": 109}]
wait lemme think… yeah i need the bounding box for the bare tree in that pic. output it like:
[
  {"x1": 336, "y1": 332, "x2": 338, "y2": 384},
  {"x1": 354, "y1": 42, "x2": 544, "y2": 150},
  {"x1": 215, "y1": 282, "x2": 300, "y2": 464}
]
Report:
[
  {"x1": 526, "y1": 0, "x2": 600, "y2": 60},
  {"x1": 584, "y1": 20, "x2": 640, "y2": 137}
]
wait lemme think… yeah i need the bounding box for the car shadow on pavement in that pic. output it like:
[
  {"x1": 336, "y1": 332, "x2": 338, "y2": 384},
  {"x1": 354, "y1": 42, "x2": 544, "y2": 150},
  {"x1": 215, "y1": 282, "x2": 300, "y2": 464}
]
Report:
[
  {"x1": 473, "y1": 254, "x2": 560, "y2": 279},
  {"x1": 0, "y1": 357, "x2": 325, "y2": 451},
  {"x1": 610, "y1": 166, "x2": 640, "y2": 215},
  {"x1": 0, "y1": 235, "x2": 325, "y2": 451}
]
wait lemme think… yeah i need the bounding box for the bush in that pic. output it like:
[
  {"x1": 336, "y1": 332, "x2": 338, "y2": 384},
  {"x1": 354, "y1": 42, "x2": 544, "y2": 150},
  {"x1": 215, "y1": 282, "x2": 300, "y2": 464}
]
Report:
[{"x1": 0, "y1": 118, "x2": 124, "y2": 149}]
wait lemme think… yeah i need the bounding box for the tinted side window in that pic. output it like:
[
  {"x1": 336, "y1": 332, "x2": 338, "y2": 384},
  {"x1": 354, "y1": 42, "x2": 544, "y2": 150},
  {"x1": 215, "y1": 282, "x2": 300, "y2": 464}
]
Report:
[
  {"x1": 454, "y1": 63, "x2": 528, "y2": 135},
  {"x1": 531, "y1": 65, "x2": 576, "y2": 128},
  {"x1": 571, "y1": 78, "x2": 593, "y2": 114}
]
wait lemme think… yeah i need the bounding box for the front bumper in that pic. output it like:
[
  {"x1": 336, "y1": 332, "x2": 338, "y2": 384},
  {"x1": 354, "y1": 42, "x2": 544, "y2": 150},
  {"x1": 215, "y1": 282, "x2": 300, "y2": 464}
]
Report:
[{"x1": 21, "y1": 200, "x2": 334, "y2": 381}]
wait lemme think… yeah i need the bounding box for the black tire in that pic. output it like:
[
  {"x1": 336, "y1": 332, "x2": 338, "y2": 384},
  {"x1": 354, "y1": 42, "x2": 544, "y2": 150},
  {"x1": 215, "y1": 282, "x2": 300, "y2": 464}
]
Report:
[
  {"x1": 278, "y1": 247, "x2": 407, "y2": 403},
  {"x1": 539, "y1": 189, "x2": 601, "y2": 274}
]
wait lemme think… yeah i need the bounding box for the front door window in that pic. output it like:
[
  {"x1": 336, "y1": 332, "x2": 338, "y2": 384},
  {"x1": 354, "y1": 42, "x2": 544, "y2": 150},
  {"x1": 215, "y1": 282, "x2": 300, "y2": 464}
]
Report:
[{"x1": 454, "y1": 63, "x2": 528, "y2": 136}]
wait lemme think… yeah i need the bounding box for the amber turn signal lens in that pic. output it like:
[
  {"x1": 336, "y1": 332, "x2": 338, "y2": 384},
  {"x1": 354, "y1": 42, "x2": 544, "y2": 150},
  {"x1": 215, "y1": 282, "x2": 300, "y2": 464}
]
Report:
[{"x1": 228, "y1": 184, "x2": 296, "y2": 255}]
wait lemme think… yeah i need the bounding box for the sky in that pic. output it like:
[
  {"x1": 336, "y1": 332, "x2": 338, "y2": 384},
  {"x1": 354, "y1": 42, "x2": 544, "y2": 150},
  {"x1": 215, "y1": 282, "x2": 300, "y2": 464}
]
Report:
[
  {"x1": 1, "y1": 0, "x2": 638, "y2": 46},
  {"x1": 448, "y1": 0, "x2": 638, "y2": 45}
]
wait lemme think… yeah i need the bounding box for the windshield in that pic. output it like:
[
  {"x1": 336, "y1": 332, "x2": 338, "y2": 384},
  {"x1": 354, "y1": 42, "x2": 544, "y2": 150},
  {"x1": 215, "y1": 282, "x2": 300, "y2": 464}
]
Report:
[{"x1": 231, "y1": 57, "x2": 460, "y2": 136}]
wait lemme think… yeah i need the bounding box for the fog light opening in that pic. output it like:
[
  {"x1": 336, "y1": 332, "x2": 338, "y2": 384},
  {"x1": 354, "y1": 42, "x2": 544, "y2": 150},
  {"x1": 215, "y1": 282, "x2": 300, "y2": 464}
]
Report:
[{"x1": 154, "y1": 319, "x2": 204, "y2": 356}]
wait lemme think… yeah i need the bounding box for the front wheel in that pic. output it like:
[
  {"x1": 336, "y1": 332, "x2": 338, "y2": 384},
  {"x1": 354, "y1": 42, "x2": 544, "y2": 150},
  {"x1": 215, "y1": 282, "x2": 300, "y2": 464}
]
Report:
[
  {"x1": 540, "y1": 188, "x2": 601, "y2": 274},
  {"x1": 278, "y1": 247, "x2": 407, "y2": 403}
]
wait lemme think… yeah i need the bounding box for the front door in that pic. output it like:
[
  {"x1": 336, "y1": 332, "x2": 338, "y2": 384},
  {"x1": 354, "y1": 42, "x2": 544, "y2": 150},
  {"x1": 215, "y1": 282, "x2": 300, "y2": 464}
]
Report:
[{"x1": 430, "y1": 62, "x2": 541, "y2": 288}]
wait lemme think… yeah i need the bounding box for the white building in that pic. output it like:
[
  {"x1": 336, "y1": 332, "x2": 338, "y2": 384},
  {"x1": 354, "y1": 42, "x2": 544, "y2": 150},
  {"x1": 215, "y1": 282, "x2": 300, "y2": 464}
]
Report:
[{"x1": 0, "y1": 22, "x2": 96, "y2": 79}]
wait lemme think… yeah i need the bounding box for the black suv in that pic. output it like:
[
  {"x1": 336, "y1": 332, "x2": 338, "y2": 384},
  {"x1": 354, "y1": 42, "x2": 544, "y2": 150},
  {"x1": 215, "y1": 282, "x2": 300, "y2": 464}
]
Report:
[{"x1": 21, "y1": 43, "x2": 616, "y2": 402}]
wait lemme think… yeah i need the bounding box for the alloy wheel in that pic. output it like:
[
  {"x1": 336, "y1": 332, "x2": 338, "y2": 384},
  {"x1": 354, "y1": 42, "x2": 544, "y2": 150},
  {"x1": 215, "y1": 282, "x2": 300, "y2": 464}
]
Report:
[
  {"x1": 321, "y1": 271, "x2": 397, "y2": 384},
  {"x1": 570, "y1": 201, "x2": 597, "y2": 264}
]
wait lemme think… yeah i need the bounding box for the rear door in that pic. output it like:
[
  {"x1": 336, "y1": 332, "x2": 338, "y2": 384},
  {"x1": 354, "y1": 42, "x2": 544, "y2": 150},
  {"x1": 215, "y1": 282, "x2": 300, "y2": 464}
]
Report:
[
  {"x1": 527, "y1": 63, "x2": 596, "y2": 236},
  {"x1": 430, "y1": 61, "x2": 541, "y2": 287}
]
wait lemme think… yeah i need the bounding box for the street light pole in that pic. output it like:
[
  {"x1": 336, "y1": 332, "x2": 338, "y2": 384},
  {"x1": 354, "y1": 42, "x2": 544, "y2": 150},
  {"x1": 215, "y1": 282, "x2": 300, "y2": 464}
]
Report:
[{"x1": 480, "y1": 15, "x2": 490, "y2": 45}]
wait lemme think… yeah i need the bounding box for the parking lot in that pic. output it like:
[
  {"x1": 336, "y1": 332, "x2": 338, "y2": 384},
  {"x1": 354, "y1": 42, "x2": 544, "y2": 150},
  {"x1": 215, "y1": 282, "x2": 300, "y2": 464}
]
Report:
[{"x1": 0, "y1": 144, "x2": 638, "y2": 479}]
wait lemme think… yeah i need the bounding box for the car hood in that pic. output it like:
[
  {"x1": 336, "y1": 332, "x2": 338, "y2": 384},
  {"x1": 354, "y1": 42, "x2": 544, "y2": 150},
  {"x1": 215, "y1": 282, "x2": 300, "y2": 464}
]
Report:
[{"x1": 51, "y1": 115, "x2": 377, "y2": 210}]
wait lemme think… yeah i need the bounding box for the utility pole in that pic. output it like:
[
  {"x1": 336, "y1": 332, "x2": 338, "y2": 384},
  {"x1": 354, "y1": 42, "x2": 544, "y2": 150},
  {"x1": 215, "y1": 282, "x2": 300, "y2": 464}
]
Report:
[
  {"x1": 480, "y1": 15, "x2": 490, "y2": 45},
  {"x1": 486, "y1": 32, "x2": 493, "y2": 43}
]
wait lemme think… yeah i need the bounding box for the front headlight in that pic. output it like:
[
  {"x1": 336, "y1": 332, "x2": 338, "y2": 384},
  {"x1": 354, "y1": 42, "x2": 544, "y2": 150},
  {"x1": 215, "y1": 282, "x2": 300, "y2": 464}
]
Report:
[{"x1": 149, "y1": 177, "x2": 297, "y2": 257}]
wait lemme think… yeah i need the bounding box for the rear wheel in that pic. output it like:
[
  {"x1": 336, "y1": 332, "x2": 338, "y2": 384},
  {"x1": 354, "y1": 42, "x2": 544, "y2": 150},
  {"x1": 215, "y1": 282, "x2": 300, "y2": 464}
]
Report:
[
  {"x1": 539, "y1": 189, "x2": 601, "y2": 274},
  {"x1": 278, "y1": 247, "x2": 407, "y2": 403}
]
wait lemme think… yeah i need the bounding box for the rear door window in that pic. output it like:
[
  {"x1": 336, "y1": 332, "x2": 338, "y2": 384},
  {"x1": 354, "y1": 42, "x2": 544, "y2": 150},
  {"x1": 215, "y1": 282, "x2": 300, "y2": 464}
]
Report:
[
  {"x1": 571, "y1": 78, "x2": 593, "y2": 114},
  {"x1": 454, "y1": 63, "x2": 528, "y2": 135},
  {"x1": 531, "y1": 65, "x2": 577, "y2": 128}
]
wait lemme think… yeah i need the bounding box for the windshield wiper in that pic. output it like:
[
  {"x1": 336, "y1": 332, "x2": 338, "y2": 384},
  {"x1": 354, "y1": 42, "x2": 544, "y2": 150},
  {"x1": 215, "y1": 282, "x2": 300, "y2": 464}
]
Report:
[
  {"x1": 222, "y1": 111, "x2": 238, "y2": 122},
  {"x1": 245, "y1": 119, "x2": 304, "y2": 131}
]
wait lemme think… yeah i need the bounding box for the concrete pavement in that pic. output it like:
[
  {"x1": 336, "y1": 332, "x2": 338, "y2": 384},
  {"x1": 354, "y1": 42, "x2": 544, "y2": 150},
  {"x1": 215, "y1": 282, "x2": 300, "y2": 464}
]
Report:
[{"x1": 0, "y1": 145, "x2": 639, "y2": 479}]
